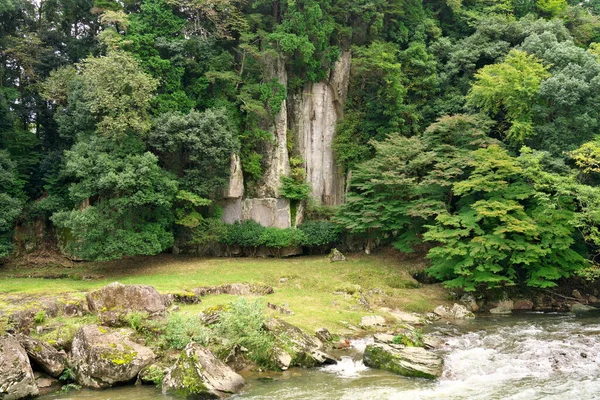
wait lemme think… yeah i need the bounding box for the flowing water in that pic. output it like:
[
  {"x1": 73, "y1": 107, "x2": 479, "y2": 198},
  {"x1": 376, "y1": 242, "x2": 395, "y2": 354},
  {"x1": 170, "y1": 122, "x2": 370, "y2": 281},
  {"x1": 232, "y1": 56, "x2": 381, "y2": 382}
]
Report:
[{"x1": 41, "y1": 312, "x2": 600, "y2": 400}]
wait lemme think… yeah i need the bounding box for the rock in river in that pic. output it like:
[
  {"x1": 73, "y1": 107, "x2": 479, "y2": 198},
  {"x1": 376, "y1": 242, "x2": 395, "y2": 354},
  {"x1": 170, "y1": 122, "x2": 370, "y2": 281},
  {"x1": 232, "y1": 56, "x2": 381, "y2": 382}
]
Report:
[
  {"x1": 0, "y1": 335, "x2": 39, "y2": 400},
  {"x1": 70, "y1": 325, "x2": 155, "y2": 388},
  {"x1": 363, "y1": 343, "x2": 443, "y2": 380},
  {"x1": 163, "y1": 343, "x2": 245, "y2": 398},
  {"x1": 16, "y1": 334, "x2": 66, "y2": 378}
]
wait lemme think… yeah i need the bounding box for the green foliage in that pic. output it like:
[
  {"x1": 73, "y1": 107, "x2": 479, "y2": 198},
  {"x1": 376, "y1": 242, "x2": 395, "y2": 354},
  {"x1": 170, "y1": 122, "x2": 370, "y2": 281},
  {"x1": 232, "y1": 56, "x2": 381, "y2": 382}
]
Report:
[
  {"x1": 0, "y1": 150, "x2": 24, "y2": 258},
  {"x1": 298, "y1": 221, "x2": 341, "y2": 248},
  {"x1": 34, "y1": 310, "x2": 46, "y2": 324},
  {"x1": 280, "y1": 176, "x2": 311, "y2": 201},
  {"x1": 393, "y1": 329, "x2": 424, "y2": 347},
  {"x1": 51, "y1": 136, "x2": 177, "y2": 261},
  {"x1": 467, "y1": 50, "x2": 550, "y2": 144},
  {"x1": 174, "y1": 190, "x2": 212, "y2": 228},
  {"x1": 215, "y1": 298, "x2": 276, "y2": 369},
  {"x1": 163, "y1": 313, "x2": 210, "y2": 350},
  {"x1": 424, "y1": 145, "x2": 585, "y2": 290},
  {"x1": 260, "y1": 227, "x2": 306, "y2": 250},
  {"x1": 223, "y1": 220, "x2": 266, "y2": 249}
]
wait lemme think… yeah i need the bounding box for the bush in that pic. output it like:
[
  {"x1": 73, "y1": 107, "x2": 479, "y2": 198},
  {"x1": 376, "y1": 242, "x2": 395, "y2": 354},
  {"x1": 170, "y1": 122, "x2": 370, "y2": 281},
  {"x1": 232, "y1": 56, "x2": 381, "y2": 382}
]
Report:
[
  {"x1": 280, "y1": 176, "x2": 311, "y2": 201},
  {"x1": 222, "y1": 220, "x2": 266, "y2": 248},
  {"x1": 298, "y1": 220, "x2": 340, "y2": 248},
  {"x1": 162, "y1": 313, "x2": 210, "y2": 350},
  {"x1": 215, "y1": 298, "x2": 276, "y2": 369},
  {"x1": 260, "y1": 227, "x2": 306, "y2": 249}
]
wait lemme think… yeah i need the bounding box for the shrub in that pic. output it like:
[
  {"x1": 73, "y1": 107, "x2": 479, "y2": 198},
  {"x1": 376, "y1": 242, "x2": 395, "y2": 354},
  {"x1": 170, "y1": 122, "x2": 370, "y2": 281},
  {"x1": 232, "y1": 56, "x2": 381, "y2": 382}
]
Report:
[
  {"x1": 222, "y1": 220, "x2": 266, "y2": 248},
  {"x1": 298, "y1": 220, "x2": 340, "y2": 248},
  {"x1": 163, "y1": 313, "x2": 210, "y2": 350},
  {"x1": 260, "y1": 227, "x2": 306, "y2": 249},
  {"x1": 280, "y1": 176, "x2": 311, "y2": 201},
  {"x1": 215, "y1": 298, "x2": 276, "y2": 369}
]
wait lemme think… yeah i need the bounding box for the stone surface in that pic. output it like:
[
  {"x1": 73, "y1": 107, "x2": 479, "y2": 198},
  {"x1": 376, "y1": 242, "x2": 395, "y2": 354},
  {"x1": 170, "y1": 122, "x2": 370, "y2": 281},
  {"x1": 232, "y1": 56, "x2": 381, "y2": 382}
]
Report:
[
  {"x1": 163, "y1": 343, "x2": 245, "y2": 398},
  {"x1": 221, "y1": 198, "x2": 242, "y2": 224},
  {"x1": 194, "y1": 283, "x2": 274, "y2": 297},
  {"x1": 422, "y1": 335, "x2": 445, "y2": 350},
  {"x1": 373, "y1": 334, "x2": 396, "y2": 344},
  {"x1": 0, "y1": 335, "x2": 39, "y2": 400},
  {"x1": 460, "y1": 294, "x2": 479, "y2": 312},
  {"x1": 329, "y1": 248, "x2": 346, "y2": 262},
  {"x1": 363, "y1": 343, "x2": 443, "y2": 380},
  {"x1": 34, "y1": 372, "x2": 60, "y2": 397},
  {"x1": 265, "y1": 318, "x2": 334, "y2": 370},
  {"x1": 570, "y1": 303, "x2": 598, "y2": 314},
  {"x1": 258, "y1": 55, "x2": 290, "y2": 198},
  {"x1": 513, "y1": 300, "x2": 534, "y2": 310},
  {"x1": 294, "y1": 52, "x2": 351, "y2": 206},
  {"x1": 87, "y1": 282, "x2": 166, "y2": 318},
  {"x1": 70, "y1": 325, "x2": 155, "y2": 388},
  {"x1": 489, "y1": 307, "x2": 512, "y2": 315},
  {"x1": 360, "y1": 315, "x2": 387, "y2": 328},
  {"x1": 241, "y1": 198, "x2": 291, "y2": 229},
  {"x1": 315, "y1": 328, "x2": 333, "y2": 343},
  {"x1": 223, "y1": 154, "x2": 244, "y2": 199},
  {"x1": 16, "y1": 334, "x2": 66, "y2": 378},
  {"x1": 433, "y1": 304, "x2": 475, "y2": 319},
  {"x1": 388, "y1": 310, "x2": 422, "y2": 325}
]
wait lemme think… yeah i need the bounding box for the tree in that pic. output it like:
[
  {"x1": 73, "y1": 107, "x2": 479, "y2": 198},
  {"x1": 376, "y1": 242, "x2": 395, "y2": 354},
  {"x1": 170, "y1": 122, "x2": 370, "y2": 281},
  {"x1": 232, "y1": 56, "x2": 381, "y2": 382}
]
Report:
[
  {"x1": 51, "y1": 136, "x2": 178, "y2": 260},
  {"x1": 424, "y1": 145, "x2": 584, "y2": 290},
  {"x1": 0, "y1": 150, "x2": 24, "y2": 258},
  {"x1": 467, "y1": 49, "x2": 550, "y2": 144},
  {"x1": 148, "y1": 108, "x2": 239, "y2": 197}
]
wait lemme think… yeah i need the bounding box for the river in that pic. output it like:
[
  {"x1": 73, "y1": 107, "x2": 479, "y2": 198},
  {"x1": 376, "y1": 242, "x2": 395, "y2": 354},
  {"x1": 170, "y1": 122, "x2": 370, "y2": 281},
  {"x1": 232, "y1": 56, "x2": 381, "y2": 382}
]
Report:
[{"x1": 40, "y1": 312, "x2": 600, "y2": 400}]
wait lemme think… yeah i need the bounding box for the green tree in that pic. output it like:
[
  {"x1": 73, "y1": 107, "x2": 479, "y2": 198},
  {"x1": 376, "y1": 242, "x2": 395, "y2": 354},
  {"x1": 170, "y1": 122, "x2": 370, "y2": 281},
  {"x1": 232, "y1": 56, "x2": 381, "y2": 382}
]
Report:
[
  {"x1": 467, "y1": 49, "x2": 550, "y2": 144},
  {"x1": 424, "y1": 145, "x2": 584, "y2": 290},
  {"x1": 0, "y1": 150, "x2": 24, "y2": 258}
]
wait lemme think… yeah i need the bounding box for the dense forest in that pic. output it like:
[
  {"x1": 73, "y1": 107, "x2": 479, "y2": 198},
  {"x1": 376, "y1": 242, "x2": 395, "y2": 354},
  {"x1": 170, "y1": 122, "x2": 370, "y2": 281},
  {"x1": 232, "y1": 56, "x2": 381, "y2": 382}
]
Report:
[{"x1": 3, "y1": 0, "x2": 600, "y2": 291}]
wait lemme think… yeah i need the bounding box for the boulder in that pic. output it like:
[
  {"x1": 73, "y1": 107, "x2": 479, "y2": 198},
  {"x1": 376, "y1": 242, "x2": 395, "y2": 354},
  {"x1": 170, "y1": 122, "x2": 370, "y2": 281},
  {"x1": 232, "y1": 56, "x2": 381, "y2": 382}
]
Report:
[
  {"x1": 570, "y1": 303, "x2": 598, "y2": 315},
  {"x1": 86, "y1": 283, "x2": 166, "y2": 323},
  {"x1": 70, "y1": 325, "x2": 155, "y2": 388},
  {"x1": 433, "y1": 303, "x2": 475, "y2": 319},
  {"x1": 194, "y1": 283, "x2": 274, "y2": 297},
  {"x1": 360, "y1": 315, "x2": 387, "y2": 328},
  {"x1": 0, "y1": 335, "x2": 39, "y2": 400},
  {"x1": 387, "y1": 310, "x2": 422, "y2": 325},
  {"x1": 422, "y1": 335, "x2": 445, "y2": 350},
  {"x1": 489, "y1": 306, "x2": 512, "y2": 315},
  {"x1": 265, "y1": 318, "x2": 336, "y2": 369},
  {"x1": 329, "y1": 248, "x2": 346, "y2": 262},
  {"x1": 315, "y1": 328, "x2": 333, "y2": 343},
  {"x1": 34, "y1": 372, "x2": 61, "y2": 397},
  {"x1": 363, "y1": 343, "x2": 443, "y2": 380},
  {"x1": 16, "y1": 334, "x2": 66, "y2": 378},
  {"x1": 163, "y1": 343, "x2": 245, "y2": 398},
  {"x1": 513, "y1": 300, "x2": 534, "y2": 310}
]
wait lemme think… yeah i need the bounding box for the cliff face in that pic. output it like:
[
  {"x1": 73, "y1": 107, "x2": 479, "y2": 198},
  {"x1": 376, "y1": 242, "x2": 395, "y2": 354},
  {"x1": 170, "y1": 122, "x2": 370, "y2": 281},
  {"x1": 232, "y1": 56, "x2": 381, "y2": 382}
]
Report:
[
  {"x1": 222, "y1": 52, "x2": 352, "y2": 227},
  {"x1": 294, "y1": 51, "x2": 351, "y2": 206}
]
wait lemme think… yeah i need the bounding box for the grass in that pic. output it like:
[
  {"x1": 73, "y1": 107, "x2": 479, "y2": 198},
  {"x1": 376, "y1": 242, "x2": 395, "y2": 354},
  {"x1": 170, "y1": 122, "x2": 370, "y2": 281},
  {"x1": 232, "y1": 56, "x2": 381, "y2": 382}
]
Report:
[{"x1": 0, "y1": 252, "x2": 450, "y2": 333}]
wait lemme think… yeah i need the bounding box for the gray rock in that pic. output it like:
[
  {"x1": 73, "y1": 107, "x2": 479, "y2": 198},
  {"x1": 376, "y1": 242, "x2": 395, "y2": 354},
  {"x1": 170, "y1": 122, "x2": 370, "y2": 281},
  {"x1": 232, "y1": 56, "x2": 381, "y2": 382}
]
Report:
[
  {"x1": 434, "y1": 303, "x2": 475, "y2": 319},
  {"x1": 265, "y1": 318, "x2": 333, "y2": 370},
  {"x1": 194, "y1": 283, "x2": 274, "y2": 297},
  {"x1": 374, "y1": 334, "x2": 396, "y2": 344},
  {"x1": 223, "y1": 154, "x2": 244, "y2": 199},
  {"x1": 86, "y1": 282, "x2": 166, "y2": 323},
  {"x1": 422, "y1": 335, "x2": 445, "y2": 350},
  {"x1": 242, "y1": 198, "x2": 291, "y2": 229},
  {"x1": 16, "y1": 334, "x2": 66, "y2": 378},
  {"x1": 572, "y1": 289, "x2": 583, "y2": 300},
  {"x1": 70, "y1": 325, "x2": 155, "y2": 388},
  {"x1": 489, "y1": 307, "x2": 512, "y2": 315},
  {"x1": 163, "y1": 343, "x2": 245, "y2": 398},
  {"x1": 360, "y1": 315, "x2": 387, "y2": 328},
  {"x1": 388, "y1": 310, "x2": 422, "y2": 324},
  {"x1": 363, "y1": 343, "x2": 443, "y2": 380},
  {"x1": 570, "y1": 303, "x2": 598, "y2": 314},
  {"x1": 513, "y1": 300, "x2": 534, "y2": 310},
  {"x1": 315, "y1": 328, "x2": 333, "y2": 343},
  {"x1": 0, "y1": 335, "x2": 39, "y2": 400},
  {"x1": 329, "y1": 248, "x2": 346, "y2": 262}
]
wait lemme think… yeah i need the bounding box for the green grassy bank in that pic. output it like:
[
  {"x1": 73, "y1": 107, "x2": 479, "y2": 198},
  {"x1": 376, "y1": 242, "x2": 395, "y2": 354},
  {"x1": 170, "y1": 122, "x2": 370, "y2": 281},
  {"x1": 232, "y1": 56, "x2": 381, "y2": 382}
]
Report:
[{"x1": 0, "y1": 252, "x2": 449, "y2": 333}]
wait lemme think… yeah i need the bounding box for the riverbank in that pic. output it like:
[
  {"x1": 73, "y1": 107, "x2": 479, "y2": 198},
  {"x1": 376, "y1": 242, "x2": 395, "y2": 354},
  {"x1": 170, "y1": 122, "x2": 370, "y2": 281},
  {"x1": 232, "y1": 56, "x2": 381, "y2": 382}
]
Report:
[{"x1": 0, "y1": 251, "x2": 450, "y2": 333}]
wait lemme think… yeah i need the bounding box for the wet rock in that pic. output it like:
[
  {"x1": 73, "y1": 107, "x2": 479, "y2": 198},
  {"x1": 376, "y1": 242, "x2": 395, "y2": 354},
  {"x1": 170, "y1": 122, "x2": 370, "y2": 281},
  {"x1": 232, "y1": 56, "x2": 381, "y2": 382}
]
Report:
[
  {"x1": 374, "y1": 334, "x2": 396, "y2": 344},
  {"x1": 490, "y1": 307, "x2": 512, "y2": 315},
  {"x1": 363, "y1": 343, "x2": 443, "y2": 380},
  {"x1": 16, "y1": 334, "x2": 66, "y2": 378},
  {"x1": 265, "y1": 318, "x2": 334, "y2": 369},
  {"x1": 70, "y1": 325, "x2": 155, "y2": 388},
  {"x1": 163, "y1": 343, "x2": 245, "y2": 398},
  {"x1": 513, "y1": 300, "x2": 534, "y2": 310},
  {"x1": 34, "y1": 372, "x2": 60, "y2": 396},
  {"x1": 460, "y1": 294, "x2": 479, "y2": 312},
  {"x1": 422, "y1": 335, "x2": 445, "y2": 350},
  {"x1": 0, "y1": 335, "x2": 39, "y2": 400},
  {"x1": 387, "y1": 310, "x2": 422, "y2": 325},
  {"x1": 433, "y1": 304, "x2": 475, "y2": 319},
  {"x1": 570, "y1": 303, "x2": 598, "y2": 315},
  {"x1": 329, "y1": 248, "x2": 346, "y2": 262},
  {"x1": 86, "y1": 283, "x2": 166, "y2": 324},
  {"x1": 315, "y1": 328, "x2": 333, "y2": 343},
  {"x1": 360, "y1": 315, "x2": 387, "y2": 328}
]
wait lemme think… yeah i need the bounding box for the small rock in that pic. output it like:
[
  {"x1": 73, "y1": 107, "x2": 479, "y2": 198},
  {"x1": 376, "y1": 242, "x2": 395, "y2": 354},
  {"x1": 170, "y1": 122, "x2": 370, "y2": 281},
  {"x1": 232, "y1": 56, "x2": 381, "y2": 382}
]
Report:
[
  {"x1": 333, "y1": 339, "x2": 351, "y2": 349},
  {"x1": 460, "y1": 294, "x2": 479, "y2": 312},
  {"x1": 329, "y1": 248, "x2": 346, "y2": 262},
  {"x1": 570, "y1": 303, "x2": 598, "y2": 314},
  {"x1": 315, "y1": 328, "x2": 332, "y2": 343},
  {"x1": 279, "y1": 278, "x2": 288, "y2": 283},
  {"x1": 434, "y1": 304, "x2": 475, "y2": 319},
  {"x1": 589, "y1": 295, "x2": 598, "y2": 303},
  {"x1": 489, "y1": 307, "x2": 512, "y2": 315},
  {"x1": 360, "y1": 315, "x2": 387, "y2": 328},
  {"x1": 267, "y1": 302, "x2": 293, "y2": 315},
  {"x1": 422, "y1": 335, "x2": 445, "y2": 350},
  {"x1": 374, "y1": 334, "x2": 396, "y2": 344},
  {"x1": 572, "y1": 290, "x2": 583, "y2": 299},
  {"x1": 388, "y1": 310, "x2": 422, "y2": 324},
  {"x1": 513, "y1": 300, "x2": 534, "y2": 310}
]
